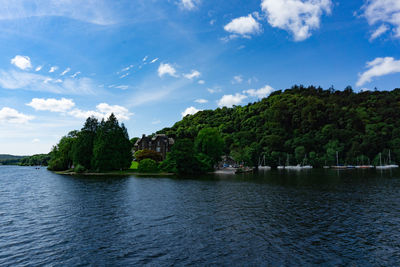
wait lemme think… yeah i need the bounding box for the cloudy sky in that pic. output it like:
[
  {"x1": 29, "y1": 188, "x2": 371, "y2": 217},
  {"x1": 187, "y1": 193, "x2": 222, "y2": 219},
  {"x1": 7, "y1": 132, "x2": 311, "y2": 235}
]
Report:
[{"x1": 0, "y1": 0, "x2": 400, "y2": 155}]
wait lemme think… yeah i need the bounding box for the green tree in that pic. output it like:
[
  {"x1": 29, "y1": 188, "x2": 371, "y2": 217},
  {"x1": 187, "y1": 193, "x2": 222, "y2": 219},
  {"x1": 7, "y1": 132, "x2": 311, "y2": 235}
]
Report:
[
  {"x1": 92, "y1": 114, "x2": 132, "y2": 171},
  {"x1": 194, "y1": 127, "x2": 224, "y2": 166},
  {"x1": 72, "y1": 117, "x2": 99, "y2": 170},
  {"x1": 138, "y1": 159, "x2": 159, "y2": 173}
]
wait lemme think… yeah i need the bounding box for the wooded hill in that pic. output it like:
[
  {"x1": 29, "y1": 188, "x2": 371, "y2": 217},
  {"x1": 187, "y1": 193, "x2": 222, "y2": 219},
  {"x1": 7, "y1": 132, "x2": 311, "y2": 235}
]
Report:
[{"x1": 158, "y1": 86, "x2": 400, "y2": 167}]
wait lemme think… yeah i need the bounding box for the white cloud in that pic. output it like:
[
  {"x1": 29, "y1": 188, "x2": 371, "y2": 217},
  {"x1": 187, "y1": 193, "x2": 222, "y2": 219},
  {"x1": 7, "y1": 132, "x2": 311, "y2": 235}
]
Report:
[
  {"x1": 217, "y1": 93, "x2": 247, "y2": 107},
  {"x1": 70, "y1": 71, "x2": 81, "y2": 78},
  {"x1": 35, "y1": 65, "x2": 42, "y2": 72},
  {"x1": 244, "y1": 85, "x2": 274, "y2": 99},
  {"x1": 0, "y1": 69, "x2": 95, "y2": 95},
  {"x1": 69, "y1": 103, "x2": 133, "y2": 121},
  {"x1": 158, "y1": 63, "x2": 178, "y2": 77},
  {"x1": 261, "y1": 0, "x2": 332, "y2": 41},
  {"x1": 49, "y1": 66, "x2": 58, "y2": 73},
  {"x1": 115, "y1": 85, "x2": 129, "y2": 90},
  {"x1": 195, "y1": 99, "x2": 208, "y2": 103},
  {"x1": 0, "y1": 0, "x2": 118, "y2": 25},
  {"x1": 11, "y1": 55, "x2": 32, "y2": 70},
  {"x1": 180, "y1": 0, "x2": 199, "y2": 10},
  {"x1": 119, "y1": 73, "x2": 129, "y2": 78},
  {"x1": 357, "y1": 57, "x2": 400, "y2": 86},
  {"x1": 361, "y1": 0, "x2": 400, "y2": 39},
  {"x1": 181, "y1": 106, "x2": 201, "y2": 117},
  {"x1": 0, "y1": 107, "x2": 34, "y2": 124},
  {"x1": 224, "y1": 14, "x2": 262, "y2": 38},
  {"x1": 207, "y1": 87, "x2": 222, "y2": 94},
  {"x1": 60, "y1": 67, "x2": 71, "y2": 76},
  {"x1": 32, "y1": 138, "x2": 40, "y2": 143},
  {"x1": 232, "y1": 75, "x2": 243, "y2": 84},
  {"x1": 198, "y1": 80, "x2": 205, "y2": 84},
  {"x1": 150, "y1": 58, "x2": 159, "y2": 64},
  {"x1": 370, "y1": 24, "x2": 389, "y2": 40},
  {"x1": 152, "y1": 119, "x2": 161, "y2": 125},
  {"x1": 184, "y1": 70, "x2": 201, "y2": 79},
  {"x1": 26, "y1": 98, "x2": 75, "y2": 113}
]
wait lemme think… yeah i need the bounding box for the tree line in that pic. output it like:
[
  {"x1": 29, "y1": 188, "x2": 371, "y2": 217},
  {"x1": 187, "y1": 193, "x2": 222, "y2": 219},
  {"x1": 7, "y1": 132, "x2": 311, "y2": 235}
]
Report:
[
  {"x1": 48, "y1": 114, "x2": 132, "y2": 172},
  {"x1": 158, "y1": 85, "x2": 400, "y2": 167}
]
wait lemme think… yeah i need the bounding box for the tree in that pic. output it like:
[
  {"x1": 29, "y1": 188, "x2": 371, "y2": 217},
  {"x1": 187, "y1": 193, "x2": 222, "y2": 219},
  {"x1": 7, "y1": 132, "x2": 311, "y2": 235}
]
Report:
[
  {"x1": 138, "y1": 159, "x2": 159, "y2": 173},
  {"x1": 161, "y1": 139, "x2": 204, "y2": 174},
  {"x1": 48, "y1": 131, "x2": 78, "y2": 171},
  {"x1": 91, "y1": 114, "x2": 132, "y2": 171},
  {"x1": 72, "y1": 116, "x2": 99, "y2": 170},
  {"x1": 194, "y1": 128, "x2": 224, "y2": 166}
]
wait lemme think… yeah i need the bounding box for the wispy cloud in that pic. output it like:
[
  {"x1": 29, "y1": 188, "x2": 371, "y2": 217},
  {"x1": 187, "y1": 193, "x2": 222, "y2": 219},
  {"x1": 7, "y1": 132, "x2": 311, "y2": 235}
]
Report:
[
  {"x1": 69, "y1": 103, "x2": 133, "y2": 121},
  {"x1": 60, "y1": 67, "x2": 71, "y2": 76},
  {"x1": 360, "y1": 0, "x2": 400, "y2": 39},
  {"x1": 150, "y1": 58, "x2": 159, "y2": 64},
  {"x1": 0, "y1": 69, "x2": 95, "y2": 95},
  {"x1": 195, "y1": 98, "x2": 208, "y2": 103},
  {"x1": 180, "y1": 0, "x2": 200, "y2": 10},
  {"x1": 49, "y1": 66, "x2": 58, "y2": 73},
  {"x1": 0, "y1": 0, "x2": 118, "y2": 25},
  {"x1": 357, "y1": 57, "x2": 400, "y2": 86},
  {"x1": 184, "y1": 70, "x2": 201, "y2": 79}
]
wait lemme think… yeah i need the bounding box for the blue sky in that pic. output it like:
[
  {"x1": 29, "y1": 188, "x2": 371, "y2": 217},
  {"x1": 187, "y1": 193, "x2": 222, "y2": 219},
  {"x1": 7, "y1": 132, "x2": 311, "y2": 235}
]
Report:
[{"x1": 0, "y1": 0, "x2": 400, "y2": 155}]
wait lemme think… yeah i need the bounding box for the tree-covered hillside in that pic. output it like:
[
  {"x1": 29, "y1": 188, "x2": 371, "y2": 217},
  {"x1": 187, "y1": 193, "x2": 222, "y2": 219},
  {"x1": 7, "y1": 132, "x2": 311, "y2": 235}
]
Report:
[{"x1": 158, "y1": 86, "x2": 400, "y2": 167}]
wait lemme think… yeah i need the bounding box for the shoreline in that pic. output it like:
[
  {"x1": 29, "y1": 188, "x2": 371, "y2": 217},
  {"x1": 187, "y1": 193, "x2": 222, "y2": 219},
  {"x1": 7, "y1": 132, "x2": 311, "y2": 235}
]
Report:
[{"x1": 54, "y1": 170, "x2": 175, "y2": 176}]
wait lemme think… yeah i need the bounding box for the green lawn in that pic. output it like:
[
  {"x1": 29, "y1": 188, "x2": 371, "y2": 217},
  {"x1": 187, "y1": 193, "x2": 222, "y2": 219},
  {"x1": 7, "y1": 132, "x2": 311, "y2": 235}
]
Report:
[{"x1": 130, "y1": 161, "x2": 139, "y2": 169}]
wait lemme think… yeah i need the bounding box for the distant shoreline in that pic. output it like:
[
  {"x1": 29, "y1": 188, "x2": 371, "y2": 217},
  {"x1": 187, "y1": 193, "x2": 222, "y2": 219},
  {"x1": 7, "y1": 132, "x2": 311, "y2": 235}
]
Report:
[{"x1": 54, "y1": 170, "x2": 175, "y2": 176}]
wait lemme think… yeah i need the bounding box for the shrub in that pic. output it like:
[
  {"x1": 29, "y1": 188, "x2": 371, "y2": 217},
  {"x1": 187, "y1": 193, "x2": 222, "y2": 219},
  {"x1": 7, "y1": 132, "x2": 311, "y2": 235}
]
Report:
[
  {"x1": 138, "y1": 159, "x2": 159, "y2": 173},
  {"x1": 74, "y1": 164, "x2": 86, "y2": 173},
  {"x1": 135, "y1": 149, "x2": 163, "y2": 162}
]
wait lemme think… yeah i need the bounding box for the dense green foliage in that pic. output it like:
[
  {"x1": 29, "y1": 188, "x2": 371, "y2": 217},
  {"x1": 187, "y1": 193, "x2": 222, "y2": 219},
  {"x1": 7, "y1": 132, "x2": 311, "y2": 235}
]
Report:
[
  {"x1": 160, "y1": 129, "x2": 223, "y2": 174},
  {"x1": 195, "y1": 128, "x2": 224, "y2": 166},
  {"x1": 158, "y1": 86, "x2": 400, "y2": 167},
  {"x1": 138, "y1": 159, "x2": 159, "y2": 173},
  {"x1": 134, "y1": 149, "x2": 163, "y2": 162},
  {"x1": 0, "y1": 154, "x2": 25, "y2": 165},
  {"x1": 20, "y1": 154, "x2": 51, "y2": 166},
  {"x1": 48, "y1": 114, "x2": 132, "y2": 172}
]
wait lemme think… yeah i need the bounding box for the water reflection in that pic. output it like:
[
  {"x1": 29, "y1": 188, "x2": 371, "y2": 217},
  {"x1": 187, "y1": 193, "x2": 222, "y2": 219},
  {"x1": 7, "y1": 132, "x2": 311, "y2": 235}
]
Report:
[{"x1": 1, "y1": 166, "x2": 400, "y2": 265}]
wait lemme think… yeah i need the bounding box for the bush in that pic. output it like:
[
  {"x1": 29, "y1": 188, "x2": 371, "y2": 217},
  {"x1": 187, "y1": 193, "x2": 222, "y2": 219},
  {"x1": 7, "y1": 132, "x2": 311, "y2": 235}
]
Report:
[
  {"x1": 74, "y1": 164, "x2": 86, "y2": 173},
  {"x1": 138, "y1": 159, "x2": 159, "y2": 173},
  {"x1": 135, "y1": 149, "x2": 163, "y2": 162}
]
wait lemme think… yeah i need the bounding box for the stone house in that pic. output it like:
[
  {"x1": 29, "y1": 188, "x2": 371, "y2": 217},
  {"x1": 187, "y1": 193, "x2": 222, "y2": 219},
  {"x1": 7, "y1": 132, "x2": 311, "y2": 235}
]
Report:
[{"x1": 134, "y1": 134, "x2": 174, "y2": 160}]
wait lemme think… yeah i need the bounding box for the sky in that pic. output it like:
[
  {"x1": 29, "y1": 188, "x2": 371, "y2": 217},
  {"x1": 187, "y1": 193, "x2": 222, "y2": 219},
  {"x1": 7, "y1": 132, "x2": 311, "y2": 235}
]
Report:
[{"x1": 0, "y1": 0, "x2": 400, "y2": 155}]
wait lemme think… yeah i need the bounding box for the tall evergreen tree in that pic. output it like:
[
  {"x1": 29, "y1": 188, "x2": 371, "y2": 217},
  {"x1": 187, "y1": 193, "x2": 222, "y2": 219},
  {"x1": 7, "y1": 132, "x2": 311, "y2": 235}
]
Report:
[{"x1": 73, "y1": 116, "x2": 99, "y2": 170}]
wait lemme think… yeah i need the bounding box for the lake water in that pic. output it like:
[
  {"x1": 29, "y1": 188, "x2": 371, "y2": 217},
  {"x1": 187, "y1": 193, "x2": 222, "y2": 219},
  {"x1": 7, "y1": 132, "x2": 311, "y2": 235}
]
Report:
[{"x1": 1, "y1": 166, "x2": 400, "y2": 266}]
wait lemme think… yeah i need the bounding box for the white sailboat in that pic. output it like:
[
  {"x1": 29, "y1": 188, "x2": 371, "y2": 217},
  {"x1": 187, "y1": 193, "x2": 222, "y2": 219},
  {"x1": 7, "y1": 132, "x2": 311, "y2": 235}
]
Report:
[
  {"x1": 376, "y1": 151, "x2": 399, "y2": 169},
  {"x1": 258, "y1": 155, "x2": 271, "y2": 170}
]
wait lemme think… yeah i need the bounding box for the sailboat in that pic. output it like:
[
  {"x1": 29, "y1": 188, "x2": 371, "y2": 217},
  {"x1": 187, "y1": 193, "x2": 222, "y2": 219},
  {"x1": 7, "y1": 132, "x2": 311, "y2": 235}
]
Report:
[
  {"x1": 376, "y1": 151, "x2": 399, "y2": 169},
  {"x1": 331, "y1": 151, "x2": 347, "y2": 169},
  {"x1": 258, "y1": 155, "x2": 271, "y2": 170}
]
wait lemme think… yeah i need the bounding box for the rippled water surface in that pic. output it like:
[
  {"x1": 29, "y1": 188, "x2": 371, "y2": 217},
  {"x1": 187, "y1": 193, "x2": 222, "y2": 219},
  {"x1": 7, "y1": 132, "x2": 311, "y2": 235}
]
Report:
[{"x1": 1, "y1": 166, "x2": 400, "y2": 266}]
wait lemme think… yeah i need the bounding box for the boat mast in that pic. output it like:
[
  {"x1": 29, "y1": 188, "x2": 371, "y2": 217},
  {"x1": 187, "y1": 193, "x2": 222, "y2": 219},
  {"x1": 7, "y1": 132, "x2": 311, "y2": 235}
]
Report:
[{"x1": 336, "y1": 151, "x2": 339, "y2": 166}]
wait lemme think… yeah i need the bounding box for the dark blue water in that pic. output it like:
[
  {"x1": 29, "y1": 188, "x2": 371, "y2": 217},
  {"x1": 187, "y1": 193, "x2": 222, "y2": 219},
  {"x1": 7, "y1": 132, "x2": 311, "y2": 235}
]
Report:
[{"x1": 1, "y1": 166, "x2": 400, "y2": 266}]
